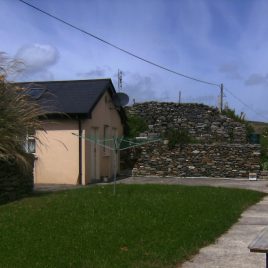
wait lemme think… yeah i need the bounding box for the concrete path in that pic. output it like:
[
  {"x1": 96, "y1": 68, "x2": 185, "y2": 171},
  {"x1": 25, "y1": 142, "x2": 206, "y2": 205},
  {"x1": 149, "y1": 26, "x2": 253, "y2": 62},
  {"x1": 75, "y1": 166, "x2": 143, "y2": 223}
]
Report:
[
  {"x1": 117, "y1": 176, "x2": 268, "y2": 193},
  {"x1": 118, "y1": 177, "x2": 268, "y2": 268},
  {"x1": 34, "y1": 183, "x2": 82, "y2": 192},
  {"x1": 181, "y1": 196, "x2": 268, "y2": 268}
]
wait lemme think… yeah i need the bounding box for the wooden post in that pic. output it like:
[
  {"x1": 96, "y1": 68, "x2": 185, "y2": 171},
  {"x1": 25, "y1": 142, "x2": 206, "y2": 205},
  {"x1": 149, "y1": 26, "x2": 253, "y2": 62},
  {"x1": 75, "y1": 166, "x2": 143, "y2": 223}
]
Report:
[{"x1": 220, "y1": 83, "x2": 223, "y2": 113}]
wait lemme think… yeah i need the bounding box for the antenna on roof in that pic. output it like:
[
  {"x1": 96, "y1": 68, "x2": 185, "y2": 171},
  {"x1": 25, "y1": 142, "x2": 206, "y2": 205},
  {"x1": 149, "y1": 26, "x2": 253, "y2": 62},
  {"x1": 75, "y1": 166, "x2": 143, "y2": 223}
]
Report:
[
  {"x1": 118, "y1": 69, "x2": 123, "y2": 92},
  {"x1": 114, "y1": 69, "x2": 128, "y2": 108}
]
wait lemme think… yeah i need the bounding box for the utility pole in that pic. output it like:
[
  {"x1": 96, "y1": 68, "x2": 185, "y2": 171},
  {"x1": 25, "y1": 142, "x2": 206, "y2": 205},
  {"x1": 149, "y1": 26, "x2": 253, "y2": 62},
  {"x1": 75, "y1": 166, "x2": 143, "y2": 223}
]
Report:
[
  {"x1": 220, "y1": 83, "x2": 224, "y2": 113},
  {"x1": 179, "y1": 90, "x2": 181, "y2": 104}
]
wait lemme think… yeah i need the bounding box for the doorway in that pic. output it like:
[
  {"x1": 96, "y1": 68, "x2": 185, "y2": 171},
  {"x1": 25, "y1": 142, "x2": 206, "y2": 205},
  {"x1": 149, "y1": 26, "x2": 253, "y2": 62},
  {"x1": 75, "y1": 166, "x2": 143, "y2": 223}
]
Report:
[{"x1": 90, "y1": 127, "x2": 99, "y2": 181}]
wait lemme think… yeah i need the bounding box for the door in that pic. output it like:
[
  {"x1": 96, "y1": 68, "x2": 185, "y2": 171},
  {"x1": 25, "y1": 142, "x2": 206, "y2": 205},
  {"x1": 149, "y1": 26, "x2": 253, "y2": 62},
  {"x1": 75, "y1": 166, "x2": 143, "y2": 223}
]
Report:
[
  {"x1": 90, "y1": 127, "x2": 99, "y2": 181},
  {"x1": 111, "y1": 128, "x2": 118, "y2": 178}
]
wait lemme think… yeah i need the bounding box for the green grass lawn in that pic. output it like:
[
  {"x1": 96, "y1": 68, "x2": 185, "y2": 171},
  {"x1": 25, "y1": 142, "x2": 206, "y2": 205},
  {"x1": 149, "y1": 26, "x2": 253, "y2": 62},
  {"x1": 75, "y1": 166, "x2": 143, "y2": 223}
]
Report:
[{"x1": 0, "y1": 185, "x2": 265, "y2": 268}]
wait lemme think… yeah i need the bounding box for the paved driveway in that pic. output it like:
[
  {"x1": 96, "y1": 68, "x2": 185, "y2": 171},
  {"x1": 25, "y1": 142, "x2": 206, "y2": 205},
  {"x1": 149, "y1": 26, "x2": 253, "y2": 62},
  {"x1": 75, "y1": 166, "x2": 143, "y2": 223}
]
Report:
[{"x1": 118, "y1": 176, "x2": 268, "y2": 193}]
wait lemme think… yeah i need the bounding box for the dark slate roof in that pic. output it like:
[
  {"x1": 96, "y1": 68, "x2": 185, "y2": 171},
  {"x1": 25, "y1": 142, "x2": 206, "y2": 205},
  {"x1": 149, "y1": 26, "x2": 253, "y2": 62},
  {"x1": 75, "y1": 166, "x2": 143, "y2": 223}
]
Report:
[{"x1": 18, "y1": 79, "x2": 116, "y2": 118}]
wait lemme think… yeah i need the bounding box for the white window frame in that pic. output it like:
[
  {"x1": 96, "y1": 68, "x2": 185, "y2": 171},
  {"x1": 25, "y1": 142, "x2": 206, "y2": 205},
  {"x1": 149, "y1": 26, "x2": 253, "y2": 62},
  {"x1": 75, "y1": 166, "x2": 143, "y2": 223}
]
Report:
[{"x1": 25, "y1": 135, "x2": 36, "y2": 154}]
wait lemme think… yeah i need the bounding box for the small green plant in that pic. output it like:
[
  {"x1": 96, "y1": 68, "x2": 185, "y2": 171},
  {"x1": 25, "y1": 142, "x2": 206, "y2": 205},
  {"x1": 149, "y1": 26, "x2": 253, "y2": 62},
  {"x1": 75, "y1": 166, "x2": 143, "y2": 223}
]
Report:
[
  {"x1": 222, "y1": 108, "x2": 245, "y2": 123},
  {"x1": 165, "y1": 128, "x2": 193, "y2": 149},
  {"x1": 262, "y1": 127, "x2": 268, "y2": 137},
  {"x1": 222, "y1": 108, "x2": 254, "y2": 142},
  {"x1": 260, "y1": 134, "x2": 268, "y2": 170},
  {"x1": 126, "y1": 115, "x2": 148, "y2": 138},
  {"x1": 262, "y1": 161, "x2": 268, "y2": 170}
]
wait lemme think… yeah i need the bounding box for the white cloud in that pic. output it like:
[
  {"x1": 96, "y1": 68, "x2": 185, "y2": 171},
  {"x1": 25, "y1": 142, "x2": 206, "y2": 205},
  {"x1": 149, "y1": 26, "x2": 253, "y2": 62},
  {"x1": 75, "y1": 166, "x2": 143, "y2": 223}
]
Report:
[
  {"x1": 15, "y1": 44, "x2": 59, "y2": 73},
  {"x1": 77, "y1": 66, "x2": 111, "y2": 78},
  {"x1": 219, "y1": 63, "x2": 242, "y2": 80},
  {"x1": 12, "y1": 44, "x2": 59, "y2": 81},
  {"x1": 123, "y1": 73, "x2": 157, "y2": 102},
  {"x1": 245, "y1": 73, "x2": 268, "y2": 86}
]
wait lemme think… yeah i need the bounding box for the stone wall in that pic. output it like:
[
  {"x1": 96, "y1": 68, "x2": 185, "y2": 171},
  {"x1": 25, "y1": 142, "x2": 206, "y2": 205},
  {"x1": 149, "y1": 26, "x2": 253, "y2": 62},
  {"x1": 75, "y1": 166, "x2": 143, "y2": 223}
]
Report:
[
  {"x1": 127, "y1": 102, "x2": 247, "y2": 143},
  {"x1": 123, "y1": 102, "x2": 261, "y2": 178},
  {"x1": 132, "y1": 143, "x2": 261, "y2": 178},
  {"x1": 0, "y1": 155, "x2": 34, "y2": 204}
]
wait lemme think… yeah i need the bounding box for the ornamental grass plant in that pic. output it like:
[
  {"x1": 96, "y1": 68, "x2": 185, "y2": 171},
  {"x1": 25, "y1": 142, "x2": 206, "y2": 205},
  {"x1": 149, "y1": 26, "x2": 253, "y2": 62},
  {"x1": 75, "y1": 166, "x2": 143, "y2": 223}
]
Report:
[{"x1": 0, "y1": 53, "x2": 45, "y2": 170}]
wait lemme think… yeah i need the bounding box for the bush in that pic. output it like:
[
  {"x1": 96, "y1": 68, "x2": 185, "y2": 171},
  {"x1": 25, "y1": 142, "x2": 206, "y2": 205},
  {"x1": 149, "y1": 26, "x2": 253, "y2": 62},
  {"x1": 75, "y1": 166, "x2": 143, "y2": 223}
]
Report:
[
  {"x1": 0, "y1": 53, "x2": 45, "y2": 170},
  {"x1": 260, "y1": 135, "x2": 268, "y2": 170},
  {"x1": 126, "y1": 115, "x2": 148, "y2": 138},
  {"x1": 262, "y1": 161, "x2": 268, "y2": 171},
  {"x1": 222, "y1": 108, "x2": 245, "y2": 123},
  {"x1": 262, "y1": 127, "x2": 268, "y2": 137},
  {"x1": 222, "y1": 108, "x2": 254, "y2": 142},
  {"x1": 165, "y1": 128, "x2": 193, "y2": 149},
  {"x1": 0, "y1": 153, "x2": 34, "y2": 204}
]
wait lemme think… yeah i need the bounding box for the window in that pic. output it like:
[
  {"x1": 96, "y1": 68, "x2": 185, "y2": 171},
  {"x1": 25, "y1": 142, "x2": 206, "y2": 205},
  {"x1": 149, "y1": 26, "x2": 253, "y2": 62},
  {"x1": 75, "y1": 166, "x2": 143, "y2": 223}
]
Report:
[
  {"x1": 112, "y1": 128, "x2": 117, "y2": 138},
  {"x1": 28, "y1": 88, "x2": 46, "y2": 100},
  {"x1": 112, "y1": 128, "x2": 118, "y2": 150},
  {"x1": 25, "y1": 136, "x2": 36, "y2": 154},
  {"x1": 103, "y1": 125, "x2": 109, "y2": 153}
]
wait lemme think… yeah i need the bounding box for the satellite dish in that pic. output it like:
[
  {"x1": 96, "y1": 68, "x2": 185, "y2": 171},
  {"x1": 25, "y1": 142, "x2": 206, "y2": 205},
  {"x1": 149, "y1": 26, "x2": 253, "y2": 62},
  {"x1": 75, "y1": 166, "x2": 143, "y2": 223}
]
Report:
[{"x1": 112, "y1": 92, "x2": 129, "y2": 107}]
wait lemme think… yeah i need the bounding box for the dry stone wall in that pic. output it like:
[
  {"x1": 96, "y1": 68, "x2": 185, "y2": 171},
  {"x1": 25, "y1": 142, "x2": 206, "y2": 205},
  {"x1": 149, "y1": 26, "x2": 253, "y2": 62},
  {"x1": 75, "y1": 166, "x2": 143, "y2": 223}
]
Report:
[
  {"x1": 132, "y1": 143, "x2": 261, "y2": 178},
  {"x1": 125, "y1": 102, "x2": 260, "y2": 178},
  {"x1": 127, "y1": 102, "x2": 247, "y2": 143}
]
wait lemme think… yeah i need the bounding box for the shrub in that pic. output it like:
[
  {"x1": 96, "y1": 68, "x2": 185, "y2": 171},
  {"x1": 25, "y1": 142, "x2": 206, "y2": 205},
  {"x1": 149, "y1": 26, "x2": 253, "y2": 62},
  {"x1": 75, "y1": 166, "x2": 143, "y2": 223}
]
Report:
[
  {"x1": 0, "y1": 53, "x2": 45, "y2": 170},
  {"x1": 262, "y1": 127, "x2": 268, "y2": 137},
  {"x1": 165, "y1": 128, "x2": 193, "y2": 149},
  {"x1": 260, "y1": 135, "x2": 268, "y2": 170},
  {"x1": 126, "y1": 115, "x2": 148, "y2": 138},
  {"x1": 222, "y1": 107, "x2": 254, "y2": 142}
]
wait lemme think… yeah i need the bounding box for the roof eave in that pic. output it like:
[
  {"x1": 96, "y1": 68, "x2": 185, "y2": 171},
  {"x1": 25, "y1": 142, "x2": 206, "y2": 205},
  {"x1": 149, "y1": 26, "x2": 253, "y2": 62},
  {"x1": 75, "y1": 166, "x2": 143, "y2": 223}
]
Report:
[{"x1": 43, "y1": 112, "x2": 90, "y2": 120}]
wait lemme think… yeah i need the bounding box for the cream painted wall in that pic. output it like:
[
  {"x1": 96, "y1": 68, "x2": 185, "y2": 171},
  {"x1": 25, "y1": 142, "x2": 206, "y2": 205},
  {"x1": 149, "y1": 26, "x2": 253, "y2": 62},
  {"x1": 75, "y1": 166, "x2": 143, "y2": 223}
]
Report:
[
  {"x1": 35, "y1": 120, "x2": 80, "y2": 184},
  {"x1": 35, "y1": 90, "x2": 124, "y2": 185},
  {"x1": 84, "y1": 91, "x2": 123, "y2": 184}
]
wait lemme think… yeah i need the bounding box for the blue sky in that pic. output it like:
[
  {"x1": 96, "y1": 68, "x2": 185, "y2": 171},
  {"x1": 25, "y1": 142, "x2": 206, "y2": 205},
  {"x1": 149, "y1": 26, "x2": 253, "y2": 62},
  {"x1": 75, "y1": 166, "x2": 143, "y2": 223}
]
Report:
[{"x1": 1, "y1": 0, "x2": 268, "y2": 121}]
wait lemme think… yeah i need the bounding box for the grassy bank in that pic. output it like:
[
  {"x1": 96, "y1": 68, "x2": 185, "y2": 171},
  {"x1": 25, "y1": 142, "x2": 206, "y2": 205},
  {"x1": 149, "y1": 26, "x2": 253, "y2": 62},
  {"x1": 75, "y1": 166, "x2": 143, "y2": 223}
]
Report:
[{"x1": 0, "y1": 184, "x2": 265, "y2": 268}]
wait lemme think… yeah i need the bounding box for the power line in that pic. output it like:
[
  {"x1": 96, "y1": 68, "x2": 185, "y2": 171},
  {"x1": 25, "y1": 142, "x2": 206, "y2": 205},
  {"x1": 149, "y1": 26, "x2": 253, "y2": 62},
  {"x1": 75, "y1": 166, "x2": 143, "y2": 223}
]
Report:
[
  {"x1": 17, "y1": 0, "x2": 268, "y2": 121},
  {"x1": 17, "y1": 0, "x2": 220, "y2": 87},
  {"x1": 224, "y1": 87, "x2": 268, "y2": 121}
]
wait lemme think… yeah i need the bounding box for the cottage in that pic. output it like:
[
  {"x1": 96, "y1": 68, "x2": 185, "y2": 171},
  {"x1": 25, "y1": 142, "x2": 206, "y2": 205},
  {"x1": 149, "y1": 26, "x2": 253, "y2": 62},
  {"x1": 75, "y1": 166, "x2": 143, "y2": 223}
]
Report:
[{"x1": 21, "y1": 79, "x2": 126, "y2": 185}]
